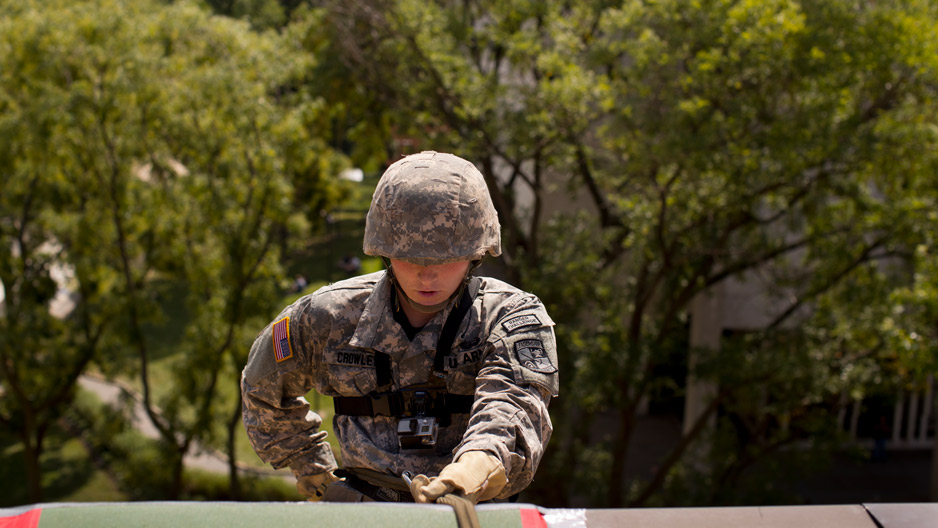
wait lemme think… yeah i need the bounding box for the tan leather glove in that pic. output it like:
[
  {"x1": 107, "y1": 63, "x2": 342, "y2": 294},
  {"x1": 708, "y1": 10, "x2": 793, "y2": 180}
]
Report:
[
  {"x1": 409, "y1": 451, "x2": 507, "y2": 504},
  {"x1": 296, "y1": 470, "x2": 341, "y2": 501}
]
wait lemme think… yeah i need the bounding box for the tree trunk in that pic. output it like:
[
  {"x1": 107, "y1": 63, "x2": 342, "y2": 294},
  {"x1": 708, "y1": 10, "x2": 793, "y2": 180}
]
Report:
[
  {"x1": 931, "y1": 391, "x2": 938, "y2": 502},
  {"x1": 169, "y1": 450, "x2": 185, "y2": 500},
  {"x1": 227, "y1": 380, "x2": 243, "y2": 500},
  {"x1": 630, "y1": 393, "x2": 722, "y2": 507},
  {"x1": 607, "y1": 404, "x2": 636, "y2": 507},
  {"x1": 22, "y1": 433, "x2": 43, "y2": 504}
]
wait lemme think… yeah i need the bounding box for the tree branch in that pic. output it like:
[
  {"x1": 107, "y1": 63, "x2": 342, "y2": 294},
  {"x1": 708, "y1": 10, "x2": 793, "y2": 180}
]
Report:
[
  {"x1": 766, "y1": 236, "x2": 890, "y2": 330},
  {"x1": 628, "y1": 388, "x2": 726, "y2": 507}
]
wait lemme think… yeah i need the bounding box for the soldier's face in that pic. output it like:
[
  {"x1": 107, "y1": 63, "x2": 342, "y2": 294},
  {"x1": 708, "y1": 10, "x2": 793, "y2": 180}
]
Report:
[{"x1": 390, "y1": 259, "x2": 471, "y2": 308}]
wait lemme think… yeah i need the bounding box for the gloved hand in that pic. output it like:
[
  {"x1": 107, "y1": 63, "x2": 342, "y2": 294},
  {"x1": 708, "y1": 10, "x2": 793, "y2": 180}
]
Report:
[
  {"x1": 296, "y1": 470, "x2": 341, "y2": 501},
  {"x1": 408, "y1": 451, "x2": 507, "y2": 504}
]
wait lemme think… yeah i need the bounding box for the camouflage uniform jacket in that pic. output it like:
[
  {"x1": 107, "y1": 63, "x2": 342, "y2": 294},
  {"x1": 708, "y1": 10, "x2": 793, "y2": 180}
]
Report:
[{"x1": 241, "y1": 271, "x2": 558, "y2": 498}]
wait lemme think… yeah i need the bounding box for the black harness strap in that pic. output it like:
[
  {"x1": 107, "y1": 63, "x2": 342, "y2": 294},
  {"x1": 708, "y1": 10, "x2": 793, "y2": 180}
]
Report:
[
  {"x1": 334, "y1": 277, "x2": 480, "y2": 419},
  {"x1": 434, "y1": 277, "x2": 479, "y2": 375},
  {"x1": 333, "y1": 392, "x2": 473, "y2": 417},
  {"x1": 375, "y1": 351, "x2": 392, "y2": 390}
]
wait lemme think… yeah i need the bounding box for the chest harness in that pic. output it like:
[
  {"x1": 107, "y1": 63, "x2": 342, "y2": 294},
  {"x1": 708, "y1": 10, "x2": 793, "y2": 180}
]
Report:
[{"x1": 333, "y1": 277, "x2": 480, "y2": 449}]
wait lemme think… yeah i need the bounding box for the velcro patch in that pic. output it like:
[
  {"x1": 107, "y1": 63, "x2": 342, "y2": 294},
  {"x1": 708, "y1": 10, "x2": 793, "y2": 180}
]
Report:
[
  {"x1": 443, "y1": 348, "x2": 486, "y2": 371},
  {"x1": 514, "y1": 339, "x2": 556, "y2": 374},
  {"x1": 327, "y1": 350, "x2": 376, "y2": 368},
  {"x1": 501, "y1": 314, "x2": 542, "y2": 334},
  {"x1": 272, "y1": 317, "x2": 293, "y2": 362}
]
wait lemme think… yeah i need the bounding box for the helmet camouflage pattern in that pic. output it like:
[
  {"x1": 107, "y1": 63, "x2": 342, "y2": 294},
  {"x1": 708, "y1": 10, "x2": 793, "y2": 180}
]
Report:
[{"x1": 364, "y1": 151, "x2": 501, "y2": 266}]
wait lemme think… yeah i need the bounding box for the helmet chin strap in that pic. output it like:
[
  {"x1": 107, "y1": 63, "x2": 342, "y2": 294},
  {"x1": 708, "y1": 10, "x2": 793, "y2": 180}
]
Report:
[{"x1": 384, "y1": 258, "x2": 482, "y2": 315}]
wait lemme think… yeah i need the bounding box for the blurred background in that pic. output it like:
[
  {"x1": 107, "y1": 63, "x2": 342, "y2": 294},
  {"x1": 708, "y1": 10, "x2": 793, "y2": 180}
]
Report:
[{"x1": 1, "y1": 0, "x2": 936, "y2": 509}]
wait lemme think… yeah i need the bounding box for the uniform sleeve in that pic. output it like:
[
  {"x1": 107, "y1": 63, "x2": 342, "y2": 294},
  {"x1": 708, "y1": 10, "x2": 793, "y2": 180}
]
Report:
[
  {"x1": 240, "y1": 304, "x2": 338, "y2": 477},
  {"x1": 453, "y1": 294, "x2": 558, "y2": 498}
]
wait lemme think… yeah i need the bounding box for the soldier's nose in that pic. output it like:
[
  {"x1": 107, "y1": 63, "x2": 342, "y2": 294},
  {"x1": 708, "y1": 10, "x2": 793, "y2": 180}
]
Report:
[{"x1": 417, "y1": 266, "x2": 438, "y2": 282}]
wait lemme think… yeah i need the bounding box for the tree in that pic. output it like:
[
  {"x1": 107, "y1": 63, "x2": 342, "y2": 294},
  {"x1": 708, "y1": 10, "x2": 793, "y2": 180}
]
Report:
[
  {"x1": 0, "y1": 0, "x2": 345, "y2": 500},
  {"x1": 0, "y1": 137, "x2": 101, "y2": 503},
  {"x1": 311, "y1": 0, "x2": 938, "y2": 506},
  {"x1": 0, "y1": 0, "x2": 121, "y2": 502},
  {"x1": 550, "y1": 0, "x2": 938, "y2": 506}
]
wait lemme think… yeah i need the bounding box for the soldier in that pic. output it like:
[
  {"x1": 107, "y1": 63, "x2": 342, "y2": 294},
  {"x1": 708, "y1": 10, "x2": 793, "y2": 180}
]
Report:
[{"x1": 241, "y1": 151, "x2": 558, "y2": 504}]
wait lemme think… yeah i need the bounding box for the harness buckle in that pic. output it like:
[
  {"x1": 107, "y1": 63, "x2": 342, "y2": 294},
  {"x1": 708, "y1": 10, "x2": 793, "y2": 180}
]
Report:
[{"x1": 412, "y1": 391, "x2": 428, "y2": 416}]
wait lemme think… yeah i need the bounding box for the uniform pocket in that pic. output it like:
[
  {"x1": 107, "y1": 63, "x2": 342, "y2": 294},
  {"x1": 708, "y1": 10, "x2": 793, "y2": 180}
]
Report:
[
  {"x1": 324, "y1": 348, "x2": 377, "y2": 396},
  {"x1": 444, "y1": 346, "x2": 485, "y2": 395}
]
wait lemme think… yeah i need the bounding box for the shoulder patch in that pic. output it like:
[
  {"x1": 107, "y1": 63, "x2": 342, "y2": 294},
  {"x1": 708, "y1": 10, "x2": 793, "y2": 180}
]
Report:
[
  {"x1": 272, "y1": 317, "x2": 293, "y2": 362},
  {"x1": 514, "y1": 339, "x2": 556, "y2": 374},
  {"x1": 501, "y1": 314, "x2": 542, "y2": 334}
]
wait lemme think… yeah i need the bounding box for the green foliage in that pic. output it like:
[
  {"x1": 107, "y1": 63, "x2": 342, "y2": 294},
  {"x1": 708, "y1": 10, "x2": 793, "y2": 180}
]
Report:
[
  {"x1": 0, "y1": 0, "x2": 345, "y2": 501},
  {"x1": 3, "y1": 0, "x2": 937, "y2": 508},
  {"x1": 316, "y1": 0, "x2": 938, "y2": 507}
]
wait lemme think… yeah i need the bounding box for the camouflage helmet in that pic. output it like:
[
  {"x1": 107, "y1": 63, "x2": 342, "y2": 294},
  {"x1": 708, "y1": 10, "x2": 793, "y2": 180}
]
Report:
[{"x1": 363, "y1": 151, "x2": 501, "y2": 266}]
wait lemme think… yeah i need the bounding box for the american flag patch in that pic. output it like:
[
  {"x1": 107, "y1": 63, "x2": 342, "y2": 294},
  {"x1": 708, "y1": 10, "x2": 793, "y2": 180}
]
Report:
[{"x1": 272, "y1": 317, "x2": 293, "y2": 362}]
